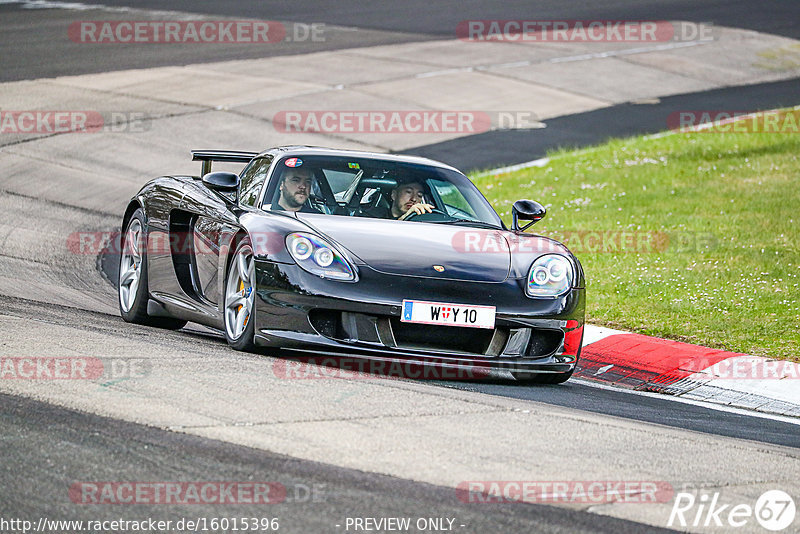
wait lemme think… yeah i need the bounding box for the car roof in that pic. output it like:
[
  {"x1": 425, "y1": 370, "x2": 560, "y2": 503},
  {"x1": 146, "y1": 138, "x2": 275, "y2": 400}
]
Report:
[{"x1": 256, "y1": 146, "x2": 462, "y2": 173}]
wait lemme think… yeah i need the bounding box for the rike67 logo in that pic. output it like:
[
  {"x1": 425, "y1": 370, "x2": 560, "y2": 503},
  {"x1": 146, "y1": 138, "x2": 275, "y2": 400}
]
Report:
[{"x1": 668, "y1": 490, "x2": 796, "y2": 531}]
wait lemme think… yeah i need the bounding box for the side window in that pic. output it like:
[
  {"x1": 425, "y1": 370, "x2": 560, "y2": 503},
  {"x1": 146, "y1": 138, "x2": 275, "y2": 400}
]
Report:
[{"x1": 239, "y1": 156, "x2": 273, "y2": 207}]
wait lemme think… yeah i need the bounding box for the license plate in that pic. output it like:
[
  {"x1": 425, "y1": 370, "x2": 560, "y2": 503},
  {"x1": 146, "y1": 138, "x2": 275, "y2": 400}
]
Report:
[{"x1": 401, "y1": 300, "x2": 496, "y2": 329}]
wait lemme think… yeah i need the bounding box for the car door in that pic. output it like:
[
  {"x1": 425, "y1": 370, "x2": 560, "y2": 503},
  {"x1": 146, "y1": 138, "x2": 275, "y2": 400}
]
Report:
[{"x1": 185, "y1": 156, "x2": 273, "y2": 306}]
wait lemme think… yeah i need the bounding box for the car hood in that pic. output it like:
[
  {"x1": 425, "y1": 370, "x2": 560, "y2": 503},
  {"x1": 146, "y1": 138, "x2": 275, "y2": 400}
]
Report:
[{"x1": 297, "y1": 214, "x2": 512, "y2": 282}]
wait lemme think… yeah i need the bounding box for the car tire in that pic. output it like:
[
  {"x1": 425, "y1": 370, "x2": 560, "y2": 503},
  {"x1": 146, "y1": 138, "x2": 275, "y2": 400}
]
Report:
[
  {"x1": 118, "y1": 208, "x2": 187, "y2": 330},
  {"x1": 512, "y1": 369, "x2": 574, "y2": 384},
  {"x1": 223, "y1": 237, "x2": 257, "y2": 352}
]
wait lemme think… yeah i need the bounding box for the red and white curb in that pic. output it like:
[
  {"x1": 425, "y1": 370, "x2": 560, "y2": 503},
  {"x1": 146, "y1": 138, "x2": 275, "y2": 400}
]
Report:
[{"x1": 576, "y1": 325, "x2": 800, "y2": 418}]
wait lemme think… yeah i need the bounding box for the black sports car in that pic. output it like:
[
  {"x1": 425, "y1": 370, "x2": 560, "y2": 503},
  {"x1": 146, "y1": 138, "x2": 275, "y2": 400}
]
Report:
[{"x1": 118, "y1": 146, "x2": 585, "y2": 383}]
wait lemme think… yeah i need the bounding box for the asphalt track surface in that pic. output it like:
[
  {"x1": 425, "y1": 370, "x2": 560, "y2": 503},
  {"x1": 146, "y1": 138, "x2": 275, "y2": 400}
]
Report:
[
  {"x1": 59, "y1": 0, "x2": 800, "y2": 39},
  {"x1": 4, "y1": 1, "x2": 799, "y2": 171},
  {"x1": 2, "y1": 1, "x2": 800, "y2": 532},
  {"x1": 3, "y1": 0, "x2": 800, "y2": 82},
  {"x1": 2, "y1": 392, "x2": 672, "y2": 534}
]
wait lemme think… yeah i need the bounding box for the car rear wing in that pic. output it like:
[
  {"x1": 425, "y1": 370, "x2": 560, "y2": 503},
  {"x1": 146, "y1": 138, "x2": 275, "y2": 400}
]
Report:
[{"x1": 191, "y1": 150, "x2": 258, "y2": 176}]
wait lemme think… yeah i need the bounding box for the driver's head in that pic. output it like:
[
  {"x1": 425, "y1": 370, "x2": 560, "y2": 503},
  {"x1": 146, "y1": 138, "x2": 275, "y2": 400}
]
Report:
[
  {"x1": 279, "y1": 167, "x2": 314, "y2": 211},
  {"x1": 390, "y1": 180, "x2": 425, "y2": 218}
]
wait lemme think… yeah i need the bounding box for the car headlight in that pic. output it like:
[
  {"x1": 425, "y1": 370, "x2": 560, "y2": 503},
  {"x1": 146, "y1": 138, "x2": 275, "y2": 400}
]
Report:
[
  {"x1": 286, "y1": 233, "x2": 356, "y2": 281},
  {"x1": 526, "y1": 254, "x2": 574, "y2": 298}
]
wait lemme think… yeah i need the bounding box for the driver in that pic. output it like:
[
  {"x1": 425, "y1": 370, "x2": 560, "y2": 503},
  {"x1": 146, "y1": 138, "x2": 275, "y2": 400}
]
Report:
[
  {"x1": 357, "y1": 178, "x2": 435, "y2": 220},
  {"x1": 390, "y1": 180, "x2": 435, "y2": 220},
  {"x1": 274, "y1": 167, "x2": 321, "y2": 213}
]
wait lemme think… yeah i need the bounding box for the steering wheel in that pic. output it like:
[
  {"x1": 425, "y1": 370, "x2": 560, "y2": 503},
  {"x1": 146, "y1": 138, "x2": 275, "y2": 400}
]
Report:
[{"x1": 400, "y1": 208, "x2": 451, "y2": 222}]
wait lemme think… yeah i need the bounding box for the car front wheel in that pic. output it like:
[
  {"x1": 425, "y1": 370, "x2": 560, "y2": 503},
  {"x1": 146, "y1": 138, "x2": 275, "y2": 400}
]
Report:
[{"x1": 224, "y1": 238, "x2": 257, "y2": 351}]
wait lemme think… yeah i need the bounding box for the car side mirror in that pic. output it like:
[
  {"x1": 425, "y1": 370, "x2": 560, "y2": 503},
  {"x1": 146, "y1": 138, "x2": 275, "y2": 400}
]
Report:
[
  {"x1": 512, "y1": 199, "x2": 546, "y2": 232},
  {"x1": 202, "y1": 172, "x2": 240, "y2": 203},
  {"x1": 202, "y1": 171, "x2": 239, "y2": 192}
]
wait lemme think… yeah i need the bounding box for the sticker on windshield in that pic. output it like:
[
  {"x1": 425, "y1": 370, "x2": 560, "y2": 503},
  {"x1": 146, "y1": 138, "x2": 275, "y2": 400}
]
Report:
[
  {"x1": 284, "y1": 158, "x2": 303, "y2": 168},
  {"x1": 348, "y1": 162, "x2": 360, "y2": 169}
]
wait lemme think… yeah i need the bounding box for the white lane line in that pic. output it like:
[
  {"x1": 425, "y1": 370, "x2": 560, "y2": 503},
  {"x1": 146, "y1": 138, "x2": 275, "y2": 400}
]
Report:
[
  {"x1": 1, "y1": 0, "x2": 160, "y2": 12},
  {"x1": 0, "y1": 0, "x2": 208, "y2": 19},
  {"x1": 573, "y1": 378, "x2": 800, "y2": 426}
]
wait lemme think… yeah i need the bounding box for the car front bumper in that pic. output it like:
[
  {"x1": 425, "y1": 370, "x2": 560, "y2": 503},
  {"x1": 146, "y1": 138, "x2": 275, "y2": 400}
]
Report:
[{"x1": 253, "y1": 259, "x2": 585, "y2": 375}]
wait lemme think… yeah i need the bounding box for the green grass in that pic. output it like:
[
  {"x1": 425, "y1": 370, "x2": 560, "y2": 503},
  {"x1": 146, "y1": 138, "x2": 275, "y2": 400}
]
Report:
[{"x1": 472, "y1": 110, "x2": 800, "y2": 360}]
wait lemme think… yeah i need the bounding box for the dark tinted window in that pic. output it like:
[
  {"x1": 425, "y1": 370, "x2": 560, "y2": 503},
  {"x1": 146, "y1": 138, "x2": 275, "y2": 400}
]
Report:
[{"x1": 239, "y1": 156, "x2": 272, "y2": 207}]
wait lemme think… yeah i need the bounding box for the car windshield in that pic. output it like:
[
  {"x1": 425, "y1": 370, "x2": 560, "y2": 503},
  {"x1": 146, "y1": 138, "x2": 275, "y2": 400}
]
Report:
[{"x1": 263, "y1": 155, "x2": 503, "y2": 228}]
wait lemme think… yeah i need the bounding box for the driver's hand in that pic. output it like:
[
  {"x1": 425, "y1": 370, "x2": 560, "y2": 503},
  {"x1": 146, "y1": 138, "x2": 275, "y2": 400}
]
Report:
[{"x1": 399, "y1": 203, "x2": 434, "y2": 221}]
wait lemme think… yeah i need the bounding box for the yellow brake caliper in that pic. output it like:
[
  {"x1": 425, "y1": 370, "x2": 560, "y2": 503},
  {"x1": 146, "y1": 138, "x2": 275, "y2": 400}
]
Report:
[{"x1": 238, "y1": 280, "x2": 249, "y2": 327}]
